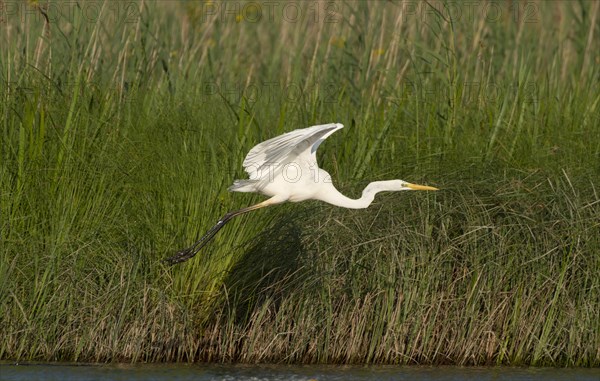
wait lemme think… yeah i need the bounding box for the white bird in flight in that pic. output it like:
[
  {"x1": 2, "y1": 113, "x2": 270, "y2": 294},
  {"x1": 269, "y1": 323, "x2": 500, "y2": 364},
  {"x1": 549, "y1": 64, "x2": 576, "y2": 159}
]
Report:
[{"x1": 167, "y1": 123, "x2": 438, "y2": 264}]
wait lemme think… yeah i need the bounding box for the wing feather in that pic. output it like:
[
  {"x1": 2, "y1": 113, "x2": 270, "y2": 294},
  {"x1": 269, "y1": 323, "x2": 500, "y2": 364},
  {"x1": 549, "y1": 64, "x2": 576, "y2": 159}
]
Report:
[{"x1": 242, "y1": 123, "x2": 343, "y2": 180}]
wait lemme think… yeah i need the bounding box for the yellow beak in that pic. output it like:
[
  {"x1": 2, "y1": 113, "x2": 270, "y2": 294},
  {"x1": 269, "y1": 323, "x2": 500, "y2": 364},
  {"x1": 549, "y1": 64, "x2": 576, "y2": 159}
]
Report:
[{"x1": 406, "y1": 182, "x2": 439, "y2": 191}]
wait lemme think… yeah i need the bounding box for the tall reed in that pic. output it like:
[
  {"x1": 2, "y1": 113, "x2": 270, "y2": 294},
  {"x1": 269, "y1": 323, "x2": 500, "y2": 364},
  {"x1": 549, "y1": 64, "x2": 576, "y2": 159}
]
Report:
[{"x1": 1, "y1": 0, "x2": 598, "y2": 365}]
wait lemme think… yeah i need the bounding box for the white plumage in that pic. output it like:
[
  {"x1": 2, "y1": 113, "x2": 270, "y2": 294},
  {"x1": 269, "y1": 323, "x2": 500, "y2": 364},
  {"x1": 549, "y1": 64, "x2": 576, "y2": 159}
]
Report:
[
  {"x1": 229, "y1": 123, "x2": 343, "y2": 200},
  {"x1": 167, "y1": 123, "x2": 438, "y2": 264}
]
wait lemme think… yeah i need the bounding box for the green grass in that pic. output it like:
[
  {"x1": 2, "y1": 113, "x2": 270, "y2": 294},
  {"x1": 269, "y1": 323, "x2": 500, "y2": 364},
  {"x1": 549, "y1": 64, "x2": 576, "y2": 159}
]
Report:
[{"x1": 1, "y1": 0, "x2": 599, "y2": 366}]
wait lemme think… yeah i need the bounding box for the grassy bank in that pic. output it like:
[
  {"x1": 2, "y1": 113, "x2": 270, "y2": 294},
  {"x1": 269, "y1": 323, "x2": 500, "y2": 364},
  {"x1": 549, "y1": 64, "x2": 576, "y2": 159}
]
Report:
[{"x1": 1, "y1": 0, "x2": 599, "y2": 366}]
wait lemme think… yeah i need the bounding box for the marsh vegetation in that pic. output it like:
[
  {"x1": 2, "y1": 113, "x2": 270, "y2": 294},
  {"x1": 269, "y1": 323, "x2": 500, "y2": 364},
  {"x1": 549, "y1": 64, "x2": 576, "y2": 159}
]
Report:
[{"x1": 1, "y1": 0, "x2": 598, "y2": 365}]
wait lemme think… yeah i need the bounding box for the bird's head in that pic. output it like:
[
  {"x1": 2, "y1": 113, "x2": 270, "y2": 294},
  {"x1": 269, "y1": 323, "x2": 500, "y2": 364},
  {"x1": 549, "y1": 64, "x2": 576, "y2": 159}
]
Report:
[
  {"x1": 384, "y1": 180, "x2": 439, "y2": 192},
  {"x1": 404, "y1": 181, "x2": 439, "y2": 191}
]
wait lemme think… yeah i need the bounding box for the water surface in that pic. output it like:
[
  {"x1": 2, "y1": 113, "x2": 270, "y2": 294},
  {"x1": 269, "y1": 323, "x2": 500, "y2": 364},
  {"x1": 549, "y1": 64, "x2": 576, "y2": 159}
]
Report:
[{"x1": 1, "y1": 363, "x2": 598, "y2": 381}]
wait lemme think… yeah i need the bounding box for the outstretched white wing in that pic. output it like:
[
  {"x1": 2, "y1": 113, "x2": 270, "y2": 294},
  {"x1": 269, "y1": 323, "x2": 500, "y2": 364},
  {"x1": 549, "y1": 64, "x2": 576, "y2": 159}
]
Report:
[{"x1": 242, "y1": 123, "x2": 343, "y2": 181}]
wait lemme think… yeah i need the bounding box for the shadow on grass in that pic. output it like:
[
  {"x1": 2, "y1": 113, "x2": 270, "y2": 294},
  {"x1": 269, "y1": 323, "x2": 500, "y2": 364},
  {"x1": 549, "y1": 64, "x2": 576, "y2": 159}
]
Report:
[{"x1": 219, "y1": 209, "x2": 311, "y2": 326}]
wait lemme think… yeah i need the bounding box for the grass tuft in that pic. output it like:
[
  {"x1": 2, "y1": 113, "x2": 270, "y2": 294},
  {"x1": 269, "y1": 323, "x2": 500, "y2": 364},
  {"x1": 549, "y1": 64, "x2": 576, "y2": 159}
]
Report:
[{"x1": 1, "y1": 0, "x2": 598, "y2": 366}]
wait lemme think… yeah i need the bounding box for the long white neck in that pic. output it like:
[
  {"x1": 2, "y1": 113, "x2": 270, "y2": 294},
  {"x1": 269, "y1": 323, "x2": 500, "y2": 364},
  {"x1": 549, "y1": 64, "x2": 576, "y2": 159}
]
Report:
[{"x1": 316, "y1": 181, "x2": 405, "y2": 209}]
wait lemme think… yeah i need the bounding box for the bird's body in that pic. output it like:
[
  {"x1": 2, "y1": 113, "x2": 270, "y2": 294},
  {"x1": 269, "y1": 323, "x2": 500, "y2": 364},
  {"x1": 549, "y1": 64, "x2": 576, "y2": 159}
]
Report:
[
  {"x1": 229, "y1": 159, "x2": 331, "y2": 203},
  {"x1": 166, "y1": 123, "x2": 438, "y2": 264}
]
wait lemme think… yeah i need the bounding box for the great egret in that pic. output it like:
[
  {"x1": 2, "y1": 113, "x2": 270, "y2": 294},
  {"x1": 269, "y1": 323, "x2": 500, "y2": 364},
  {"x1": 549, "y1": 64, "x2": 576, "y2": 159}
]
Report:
[{"x1": 166, "y1": 123, "x2": 438, "y2": 264}]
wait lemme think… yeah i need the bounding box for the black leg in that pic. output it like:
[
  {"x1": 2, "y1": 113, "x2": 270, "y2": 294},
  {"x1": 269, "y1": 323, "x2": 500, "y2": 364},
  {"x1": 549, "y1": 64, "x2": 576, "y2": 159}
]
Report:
[
  {"x1": 164, "y1": 198, "x2": 279, "y2": 265},
  {"x1": 164, "y1": 217, "x2": 231, "y2": 265}
]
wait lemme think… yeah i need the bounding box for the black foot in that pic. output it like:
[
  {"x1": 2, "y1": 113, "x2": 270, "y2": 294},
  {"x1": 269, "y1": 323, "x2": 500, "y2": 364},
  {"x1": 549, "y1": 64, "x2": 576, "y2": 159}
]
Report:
[
  {"x1": 165, "y1": 218, "x2": 230, "y2": 265},
  {"x1": 164, "y1": 247, "x2": 197, "y2": 265}
]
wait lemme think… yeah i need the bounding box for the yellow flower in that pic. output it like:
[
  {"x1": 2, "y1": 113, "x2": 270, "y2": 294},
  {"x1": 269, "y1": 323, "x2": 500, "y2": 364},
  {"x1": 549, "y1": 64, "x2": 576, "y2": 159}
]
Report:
[
  {"x1": 372, "y1": 48, "x2": 385, "y2": 57},
  {"x1": 330, "y1": 37, "x2": 345, "y2": 48}
]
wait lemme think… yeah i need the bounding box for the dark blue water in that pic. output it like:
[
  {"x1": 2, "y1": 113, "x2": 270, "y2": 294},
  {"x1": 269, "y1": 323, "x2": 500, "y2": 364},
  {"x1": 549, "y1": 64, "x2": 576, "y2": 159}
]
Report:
[{"x1": 1, "y1": 363, "x2": 598, "y2": 381}]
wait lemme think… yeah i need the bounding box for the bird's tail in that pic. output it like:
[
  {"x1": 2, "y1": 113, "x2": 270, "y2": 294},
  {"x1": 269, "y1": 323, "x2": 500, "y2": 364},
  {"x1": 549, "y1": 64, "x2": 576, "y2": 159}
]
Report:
[{"x1": 228, "y1": 179, "x2": 258, "y2": 192}]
